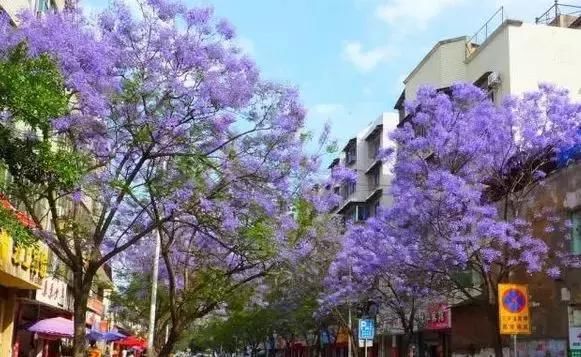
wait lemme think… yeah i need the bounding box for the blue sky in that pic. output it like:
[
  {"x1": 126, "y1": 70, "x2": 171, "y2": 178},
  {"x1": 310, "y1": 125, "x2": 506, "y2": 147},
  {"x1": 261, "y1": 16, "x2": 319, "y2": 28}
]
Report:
[{"x1": 84, "y1": 0, "x2": 557, "y2": 148}]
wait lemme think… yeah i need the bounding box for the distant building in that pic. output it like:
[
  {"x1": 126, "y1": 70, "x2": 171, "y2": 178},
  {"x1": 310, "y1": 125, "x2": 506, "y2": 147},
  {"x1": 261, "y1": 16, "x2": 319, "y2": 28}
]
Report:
[
  {"x1": 0, "y1": 0, "x2": 66, "y2": 23},
  {"x1": 328, "y1": 112, "x2": 397, "y2": 224}
]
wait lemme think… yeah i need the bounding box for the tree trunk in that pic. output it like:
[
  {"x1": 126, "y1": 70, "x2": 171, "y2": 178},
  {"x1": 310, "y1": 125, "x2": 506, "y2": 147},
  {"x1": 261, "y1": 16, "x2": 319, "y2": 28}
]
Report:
[
  {"x1": 401, "y1": 332, "x2": 412, "y2": 357},
  {"x1": 72, "y1": 272, "x2": 91, "y2": 357},
  {"x1": 158, "y1": 324, "x2": 179, "y2": 357},
  {"x1": 489, "y1": 303, "x2": 503, "y2": 357}
]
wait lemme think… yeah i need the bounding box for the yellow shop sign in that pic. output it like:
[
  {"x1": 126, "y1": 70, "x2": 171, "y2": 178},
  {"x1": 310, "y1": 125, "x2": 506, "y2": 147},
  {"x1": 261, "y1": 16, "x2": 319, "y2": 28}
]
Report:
[{"x1": 0, "y1": 229, "x2": 48, "y2": 289}]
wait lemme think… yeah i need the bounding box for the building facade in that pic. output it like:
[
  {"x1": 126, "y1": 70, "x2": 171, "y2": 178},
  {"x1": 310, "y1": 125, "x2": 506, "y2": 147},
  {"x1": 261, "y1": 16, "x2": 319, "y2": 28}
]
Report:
[
  {"x1": 397, "y1": 4, "x2": 581, "y2": 118},
  {"x1": 329, "y1": 113, "x2": 397, "y2": 224},
  {"x1": 0, "y1": 2, "x2": 113, "y2": 356}
]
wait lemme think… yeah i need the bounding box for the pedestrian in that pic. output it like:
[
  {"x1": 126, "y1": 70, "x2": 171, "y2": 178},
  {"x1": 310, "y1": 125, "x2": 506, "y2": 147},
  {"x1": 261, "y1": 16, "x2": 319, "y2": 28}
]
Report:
[{"x1": 87, "y1": 340, "x2": 102, "y2": 357}]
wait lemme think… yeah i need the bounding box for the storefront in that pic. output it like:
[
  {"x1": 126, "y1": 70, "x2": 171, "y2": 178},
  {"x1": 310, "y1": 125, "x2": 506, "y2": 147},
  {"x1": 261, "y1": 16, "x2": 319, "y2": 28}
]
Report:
[
  {"x1": 14, "y1": 274, "x2": 74, "y2": 357},
  {"x1": 419, "y1": 302, "x2": 451, "y2": 357},
  {"x1": 0, "y1": 229, "x2": 48, "y2": 356}
]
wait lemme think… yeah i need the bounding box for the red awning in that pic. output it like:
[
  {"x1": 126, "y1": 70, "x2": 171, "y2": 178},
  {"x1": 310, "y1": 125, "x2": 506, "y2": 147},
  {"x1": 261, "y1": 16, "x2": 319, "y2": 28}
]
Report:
[
  {"x1": 116, "y1": 336, "x2": 147, "y2": 348},
  {"x1": 0, "y1": 193, "x2": 36, "y2": 228}
]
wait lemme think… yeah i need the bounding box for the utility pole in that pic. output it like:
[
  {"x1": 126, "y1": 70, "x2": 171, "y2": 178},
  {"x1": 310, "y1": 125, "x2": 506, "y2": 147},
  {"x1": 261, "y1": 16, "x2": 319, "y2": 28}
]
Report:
[
  {"x1": 348, "y1": 263, "x2": 353, "y2": 357},
  {"x1": 147, "y1": 160, "x2": 167, "y2": 355},
  {"x1": 147, "y1": 228, "x2": 161, "y2": 355},
  {"x1": 348, "y1": 306, "x2": 352, "y2": 357}
]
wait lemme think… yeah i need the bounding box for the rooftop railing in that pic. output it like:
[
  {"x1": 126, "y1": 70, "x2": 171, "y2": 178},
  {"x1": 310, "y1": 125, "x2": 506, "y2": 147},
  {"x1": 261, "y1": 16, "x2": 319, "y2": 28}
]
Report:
[
  {"x1": 535, "y1": 0, "x2": 581, "y2": 25},
  {"x1": 465, "y1": 6, "x2": 504, "y2": 58}
]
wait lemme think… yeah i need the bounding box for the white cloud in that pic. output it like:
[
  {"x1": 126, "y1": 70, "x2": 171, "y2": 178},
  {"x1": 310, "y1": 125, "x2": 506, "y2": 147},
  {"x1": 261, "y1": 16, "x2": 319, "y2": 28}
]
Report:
[
  {"x1": 375, "y1": 0, "x2": 462, "y2": 29},
  {"x1": 342, "y1": 41, "x2": 394, "y2": 72},
  {"x1": 312, "y1": 103, "x2": 345, "y2": 117}
]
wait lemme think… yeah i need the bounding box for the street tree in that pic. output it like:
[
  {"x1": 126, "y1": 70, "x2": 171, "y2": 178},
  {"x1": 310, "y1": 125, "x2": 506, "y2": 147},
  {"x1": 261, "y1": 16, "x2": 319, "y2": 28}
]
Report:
[
  {"x1": 0, "y1": 1, "x2": 322, "y2": 355},
  {"x1": 322, "y1": 209, "x2": 440, "y2": 354},
  {"x1": 325, "y1": 83, "x2": 581, "y2": 356}
]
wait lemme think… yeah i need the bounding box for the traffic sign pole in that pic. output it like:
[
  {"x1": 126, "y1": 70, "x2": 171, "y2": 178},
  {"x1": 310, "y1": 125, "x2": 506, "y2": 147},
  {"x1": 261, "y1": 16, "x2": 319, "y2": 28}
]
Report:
[
  {"x1": 513, "y1": 335, "x2": 517, "y2": 357},
  {"x1": 364, "y1": 339, "x2": 368, "y2": 357}
]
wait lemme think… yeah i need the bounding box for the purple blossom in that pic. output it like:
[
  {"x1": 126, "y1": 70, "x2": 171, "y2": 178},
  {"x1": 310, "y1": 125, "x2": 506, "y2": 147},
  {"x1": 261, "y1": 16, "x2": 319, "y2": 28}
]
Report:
[{"x1": 216, "y1": 19, "x2": 235, "y2": 40}]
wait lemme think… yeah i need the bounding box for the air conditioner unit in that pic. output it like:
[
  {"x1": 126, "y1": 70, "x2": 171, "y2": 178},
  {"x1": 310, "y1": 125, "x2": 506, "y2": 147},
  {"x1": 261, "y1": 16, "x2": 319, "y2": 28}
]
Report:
[{"x1": 487, "y1": 71, "x2": 501, "y2": 88}]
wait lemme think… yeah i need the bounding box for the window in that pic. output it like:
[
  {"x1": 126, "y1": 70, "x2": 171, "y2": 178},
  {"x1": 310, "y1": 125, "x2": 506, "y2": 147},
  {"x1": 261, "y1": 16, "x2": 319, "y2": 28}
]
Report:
[
  {"x1": 451, "y1": 269, "x2": 475, "y2": 288},
  {"x1": 369, "y1": 199, "x2": 380, "y2": 217},
  {"x1": 37, "y1": 0, "x2": 56, "y2": 14},
  {"x1": 572, "y1": 211, "x2": 581, "y2": 255},
  {"x1": 344, "y1": 204, "x2": 368, "y2": 223},
  {"x1": 368, "y1": 136, "x2": 381, "y2": 159},
  {"x1": 345, "y1": 145, "x2": 356, "y2": 165},
  {"x1": 342, "y1": 182, "x2": 356, "y2": 199},
  {"x1": 368, "y1": 166, "x2": 381, "y2": 190},
  {"x1": 357, "y1": 204, "x2": 369, "y2": 221}
]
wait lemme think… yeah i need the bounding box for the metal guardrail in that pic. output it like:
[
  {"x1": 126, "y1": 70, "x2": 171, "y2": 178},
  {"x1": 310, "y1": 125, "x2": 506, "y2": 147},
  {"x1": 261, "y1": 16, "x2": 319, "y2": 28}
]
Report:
[
  {"x1": 535, "y1": 1, "x2": 581, "y2": 25},
  {"x1": 465, "y1": 6, "x2": 504, "y2": 58}
]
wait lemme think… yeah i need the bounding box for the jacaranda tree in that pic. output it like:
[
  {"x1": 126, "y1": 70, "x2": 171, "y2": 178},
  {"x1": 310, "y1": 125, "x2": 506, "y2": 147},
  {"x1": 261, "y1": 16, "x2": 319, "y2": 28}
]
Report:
[
  {"x1": 0, "y1": 1, "x2": 323, "y2": 355},
  {"x1": 324, "y1": 83, "x2": 581, "y2": 355}
]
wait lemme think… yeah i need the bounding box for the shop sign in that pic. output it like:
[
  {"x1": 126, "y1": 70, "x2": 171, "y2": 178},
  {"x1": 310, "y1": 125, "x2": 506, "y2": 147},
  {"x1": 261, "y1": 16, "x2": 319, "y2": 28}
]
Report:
[
  {"x1": 570, "y1": 305, "x2": 581, "y2": 353},
  {"x1": 37, "y1": 276, "x2": 72, "y2": 311},
  {"x1": 0, "y1": 229, "x2": 48, "y2": 288},
  {"x1": 570, "y1": 327, "x2": 581, "y2": 351},
  {"x1": 498, "y1": 283, "x2": 531, "y2": 335},
  {"x1": 87, "y1": 297, "x2": 104, "y2": 315},
  {"x1": 425, "y1": 302, "x2": 451, "y2": 330}
]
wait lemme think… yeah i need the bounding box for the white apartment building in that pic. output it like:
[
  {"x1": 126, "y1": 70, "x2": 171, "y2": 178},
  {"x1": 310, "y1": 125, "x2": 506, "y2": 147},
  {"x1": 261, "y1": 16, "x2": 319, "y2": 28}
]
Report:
[
  {"x1": 329, "y1": 112, "x2": 397, "y2": 223},
  {"x1": 395, "y1": 3, "x2": 581, "y2": 121},
  {"x1": 0, "y1": 0, "x2": 66, "y2": 23}
]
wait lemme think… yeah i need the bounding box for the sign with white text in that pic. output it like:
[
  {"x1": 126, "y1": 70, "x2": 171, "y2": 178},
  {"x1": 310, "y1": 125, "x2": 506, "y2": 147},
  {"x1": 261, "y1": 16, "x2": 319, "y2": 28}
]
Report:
[{"x1": 358, "y1": 319, "x2": 375, "y2": 340}]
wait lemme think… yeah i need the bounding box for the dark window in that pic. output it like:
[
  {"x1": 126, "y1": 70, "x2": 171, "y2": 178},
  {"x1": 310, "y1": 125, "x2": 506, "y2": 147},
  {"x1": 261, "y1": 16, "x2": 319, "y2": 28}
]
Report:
[
  {"x1": 369, "y1": 200, "x2": 380, "y2": 217},
  {"x1": 357, "y1": 204, "x2": 369, "y2": 221},
  {"x1": 345, "y1": 204, "x2": 368, "y2": 222},
  {"x1": 346, "y1": 145, "x2": 356, "y2": 165},
  {"x1": 451, "y1": 270, "x2": 474, "y2": 288},
  {"x1": 342, "y1": 182, "x2": 356, "y2": 199},
  {"x1": 368, "y1": 166, "x2": 381, "y2": 190},
  {"x1": 368, "y1": 136, "x2": 381, "y2": 159},
  {"x1": 572, "y1": 211, "x2": 581, "y2": 255}
]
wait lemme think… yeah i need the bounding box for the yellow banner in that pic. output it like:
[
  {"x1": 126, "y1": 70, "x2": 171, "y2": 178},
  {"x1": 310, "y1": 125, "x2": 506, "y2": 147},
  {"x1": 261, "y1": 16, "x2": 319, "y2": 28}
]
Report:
[
  {"x1": 0, "y1": 229, "x2": 48, "y2": 288},
  {"x1": 498, "y1": 283, "x2": 531, "y2": 335}
]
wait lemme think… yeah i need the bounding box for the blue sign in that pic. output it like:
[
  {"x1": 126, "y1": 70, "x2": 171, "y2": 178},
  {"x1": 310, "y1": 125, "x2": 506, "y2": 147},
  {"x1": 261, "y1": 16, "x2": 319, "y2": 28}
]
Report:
[{"x1": 358, "y1": 319, "x2": 375, "y2": 340}]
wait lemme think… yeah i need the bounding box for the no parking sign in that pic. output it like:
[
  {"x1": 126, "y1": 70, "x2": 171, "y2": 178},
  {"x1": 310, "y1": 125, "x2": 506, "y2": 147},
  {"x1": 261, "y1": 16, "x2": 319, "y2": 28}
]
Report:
[{"x1": 498, "y1": 283, "x2": 531, "y2": 335}]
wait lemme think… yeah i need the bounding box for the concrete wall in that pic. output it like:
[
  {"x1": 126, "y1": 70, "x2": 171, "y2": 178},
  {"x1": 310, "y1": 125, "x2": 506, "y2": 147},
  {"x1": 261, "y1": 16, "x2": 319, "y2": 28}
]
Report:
[
  {"x1": 405, "y1": 39, "x2": 467, "y2": 101},
  {"x1": 465, "y1": 24, "x2": 512, "y2": 101},
  {"x1": 507, "y1": 23, "x2": 581, "y2": 102},
  {"x1": 513, "y1": 162, "x2": 581, "y2": 341}
]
